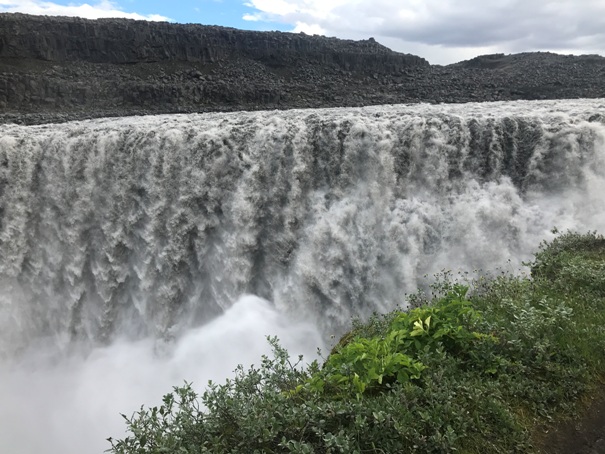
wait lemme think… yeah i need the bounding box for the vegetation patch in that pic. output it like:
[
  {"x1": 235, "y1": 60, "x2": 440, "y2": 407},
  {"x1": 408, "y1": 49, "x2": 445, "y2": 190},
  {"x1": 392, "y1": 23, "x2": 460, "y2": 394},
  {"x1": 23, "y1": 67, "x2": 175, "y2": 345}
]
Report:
[{"x1": 107, "y1": 231, "x2": 605, "y2": 453}]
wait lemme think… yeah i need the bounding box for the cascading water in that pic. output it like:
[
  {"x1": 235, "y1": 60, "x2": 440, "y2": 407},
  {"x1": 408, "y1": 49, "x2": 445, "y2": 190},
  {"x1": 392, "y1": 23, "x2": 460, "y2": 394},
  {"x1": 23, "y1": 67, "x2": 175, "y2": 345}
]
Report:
[{"x1": 1, "y1": 99, "x2": 604, "y2": 453}]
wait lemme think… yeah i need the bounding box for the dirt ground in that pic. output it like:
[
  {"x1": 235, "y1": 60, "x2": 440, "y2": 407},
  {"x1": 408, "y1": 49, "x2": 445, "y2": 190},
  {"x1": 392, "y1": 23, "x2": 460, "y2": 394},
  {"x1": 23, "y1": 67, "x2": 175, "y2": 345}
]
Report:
[{"x1": 536, "y1": 389, "x2": 605, "y2": 454}]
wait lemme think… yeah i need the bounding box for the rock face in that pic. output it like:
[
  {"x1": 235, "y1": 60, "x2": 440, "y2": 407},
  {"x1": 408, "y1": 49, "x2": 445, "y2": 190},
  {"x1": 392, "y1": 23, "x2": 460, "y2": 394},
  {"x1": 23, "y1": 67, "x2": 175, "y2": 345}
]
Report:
[
  {"x1": 1, "y1": 13, "x2": 605, "y2": 124},
  {"x1": 0, "y1": 13, "x2": 426, "y2": 70}
]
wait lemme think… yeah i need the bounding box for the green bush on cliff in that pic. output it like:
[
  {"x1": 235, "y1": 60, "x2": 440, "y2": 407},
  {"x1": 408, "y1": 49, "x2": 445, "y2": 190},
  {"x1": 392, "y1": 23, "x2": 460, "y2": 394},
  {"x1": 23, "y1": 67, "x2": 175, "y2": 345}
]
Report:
[{"x1": 107, "y1": 231, "x2": 605, "y2": 453}]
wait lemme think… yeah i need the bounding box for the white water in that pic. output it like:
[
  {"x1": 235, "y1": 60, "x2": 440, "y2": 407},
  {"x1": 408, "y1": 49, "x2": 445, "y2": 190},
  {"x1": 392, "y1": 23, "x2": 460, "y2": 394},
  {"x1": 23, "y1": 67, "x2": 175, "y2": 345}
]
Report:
[
  {"x1": 0, "y1": 295, "x2": 323, "y2": 454},
  {"x1": 0, "y1": 99, "x2": 604, "y2": 453}
]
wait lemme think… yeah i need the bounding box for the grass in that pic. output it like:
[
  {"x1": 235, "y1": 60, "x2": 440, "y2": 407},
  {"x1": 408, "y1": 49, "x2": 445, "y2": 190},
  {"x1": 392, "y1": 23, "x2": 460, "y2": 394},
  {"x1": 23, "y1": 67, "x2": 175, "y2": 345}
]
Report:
[{"x1": 107, "y1": 230, "x2": 605, "y2": 453}]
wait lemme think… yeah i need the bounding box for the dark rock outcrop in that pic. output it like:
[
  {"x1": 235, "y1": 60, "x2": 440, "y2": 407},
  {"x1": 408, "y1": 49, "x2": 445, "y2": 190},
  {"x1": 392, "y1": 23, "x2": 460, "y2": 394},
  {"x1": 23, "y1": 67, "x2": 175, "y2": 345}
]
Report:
[
  {"x1": 0, "y1": 13, "x2": 427, "y2": 70},
  {"x1": 1, "y1": 13, "x2": 605, "y2": 124}
]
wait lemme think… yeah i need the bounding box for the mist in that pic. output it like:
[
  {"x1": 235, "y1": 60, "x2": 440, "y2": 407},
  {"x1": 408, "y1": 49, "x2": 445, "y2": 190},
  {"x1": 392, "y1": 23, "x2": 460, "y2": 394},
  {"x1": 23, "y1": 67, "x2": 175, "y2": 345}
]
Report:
[
  {"x1": 0, "y1": 99, "x2": 604, "y2": 453},
  {"x1": 0, "y1": 296, "x2": 323, "y2": 454}
]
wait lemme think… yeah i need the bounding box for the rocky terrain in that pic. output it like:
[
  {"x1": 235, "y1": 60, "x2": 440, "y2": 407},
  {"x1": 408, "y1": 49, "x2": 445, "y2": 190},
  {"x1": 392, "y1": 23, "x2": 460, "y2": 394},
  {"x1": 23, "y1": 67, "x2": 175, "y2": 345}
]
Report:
[{"x1": 1, "y1": 13, "x2": 605, "y2": 124}]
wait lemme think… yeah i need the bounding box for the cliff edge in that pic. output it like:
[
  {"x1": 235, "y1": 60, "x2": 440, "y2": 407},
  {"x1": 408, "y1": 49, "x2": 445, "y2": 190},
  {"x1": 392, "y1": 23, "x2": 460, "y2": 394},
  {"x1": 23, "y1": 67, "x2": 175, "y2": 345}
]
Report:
[{"x1": 1, "y1": 13, "x2": 604, "y2": 124}]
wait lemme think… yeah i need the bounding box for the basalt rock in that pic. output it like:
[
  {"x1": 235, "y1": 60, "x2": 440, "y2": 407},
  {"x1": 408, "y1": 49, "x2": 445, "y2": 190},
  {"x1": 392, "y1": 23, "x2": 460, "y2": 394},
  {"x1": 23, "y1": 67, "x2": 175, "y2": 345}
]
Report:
[
  {"x1": 0, "y1": 13, "x2": 428, "y2": 70},
  {"x1": 1, "y1": 13, "x2": 605, "y2": 124}
]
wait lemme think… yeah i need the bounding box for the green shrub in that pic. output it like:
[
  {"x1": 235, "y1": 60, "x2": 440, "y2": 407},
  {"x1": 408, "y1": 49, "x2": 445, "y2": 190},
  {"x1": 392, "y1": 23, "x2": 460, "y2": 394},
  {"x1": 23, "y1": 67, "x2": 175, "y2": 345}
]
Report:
[
  {"x1": 108, "y1": 231, "x2": 605, "y2": 454},
  {"x1": 530, "y1": 230, "x2": 605, "y2": 295}
]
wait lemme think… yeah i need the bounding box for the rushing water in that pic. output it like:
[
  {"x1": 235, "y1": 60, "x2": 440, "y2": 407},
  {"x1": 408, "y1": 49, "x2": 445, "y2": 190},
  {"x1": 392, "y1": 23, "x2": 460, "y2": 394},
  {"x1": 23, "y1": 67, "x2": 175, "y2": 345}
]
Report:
[{"x1": 1, "y1": 99, "x2": 605, "y2": 453}]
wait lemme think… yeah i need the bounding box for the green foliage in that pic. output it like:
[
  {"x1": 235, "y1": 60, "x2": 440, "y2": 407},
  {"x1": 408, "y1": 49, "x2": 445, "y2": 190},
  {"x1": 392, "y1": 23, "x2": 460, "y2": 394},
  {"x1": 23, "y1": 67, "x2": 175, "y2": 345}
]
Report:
[
  {"x1": 390, "y1": 284, "x2": 493, "y2": 357},
  {"x1": 107, "y1": 383, "x2": 203, "y2": 453},
  {"x1": 530, "y1": 230, "x2": 605, "y2": 295},
  {"x1": 108, "y1": 231, "x2": 605, "y2": 454},
  {"x1": 305, "y1": 285, "x2": 498, "y2": 399},
  {"x1": 308, "y1": 334, "x2": 426, "y2": 398}
]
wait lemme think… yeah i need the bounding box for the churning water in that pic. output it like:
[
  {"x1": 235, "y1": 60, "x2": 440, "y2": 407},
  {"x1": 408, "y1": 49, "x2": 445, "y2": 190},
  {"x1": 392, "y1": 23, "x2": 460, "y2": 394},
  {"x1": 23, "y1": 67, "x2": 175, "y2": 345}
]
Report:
[{"x1": 1, "y1": 99, "x2": 604, "y2": 453}]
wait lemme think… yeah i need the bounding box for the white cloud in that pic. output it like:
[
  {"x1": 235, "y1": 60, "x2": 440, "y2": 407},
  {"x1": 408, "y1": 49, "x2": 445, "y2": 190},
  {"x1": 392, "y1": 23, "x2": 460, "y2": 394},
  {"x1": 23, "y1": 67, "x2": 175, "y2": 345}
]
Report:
[
  {"x1": 292, "y1": 21, "x2": 325, "y2": 36},
  {"x1": 0, "y1": 0, "x2": 171, "y2": 21},
  {"x1": 242, "y1": 0, "x2": 605, "y2": 64},
  {"x1": 242, "y1": 12, "x2": 260, "y2": 21}
]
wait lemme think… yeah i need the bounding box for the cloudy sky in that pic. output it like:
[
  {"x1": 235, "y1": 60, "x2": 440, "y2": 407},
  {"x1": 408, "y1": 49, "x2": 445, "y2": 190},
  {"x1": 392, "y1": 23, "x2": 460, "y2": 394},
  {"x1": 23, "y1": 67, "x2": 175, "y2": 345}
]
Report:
[{"x1": 1, "y1": 0, "x2": 604, "y2": 64}]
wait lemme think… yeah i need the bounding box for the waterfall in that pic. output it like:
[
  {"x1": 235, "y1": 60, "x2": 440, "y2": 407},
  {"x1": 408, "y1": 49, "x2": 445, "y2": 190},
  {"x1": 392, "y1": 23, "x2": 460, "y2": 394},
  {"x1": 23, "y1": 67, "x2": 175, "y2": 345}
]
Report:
[{"x1": 0, "y1": 99, "x2": 604, "y2": 453}]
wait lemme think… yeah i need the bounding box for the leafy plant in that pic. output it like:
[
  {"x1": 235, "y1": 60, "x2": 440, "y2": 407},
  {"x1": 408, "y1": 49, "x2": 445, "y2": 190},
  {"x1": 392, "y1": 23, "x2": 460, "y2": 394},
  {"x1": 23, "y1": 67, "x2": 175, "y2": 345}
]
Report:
[{"x1": 107, "y1": 231, "x2": 605, "y2": 454}]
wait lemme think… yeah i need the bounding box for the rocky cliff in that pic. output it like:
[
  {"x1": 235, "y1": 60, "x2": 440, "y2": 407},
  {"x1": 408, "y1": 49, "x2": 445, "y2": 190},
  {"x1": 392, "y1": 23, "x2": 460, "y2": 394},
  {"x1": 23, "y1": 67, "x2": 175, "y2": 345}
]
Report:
[
  {"x1": 1, "y1": 13, "x2": 605, "y2": 124},
  {"x1": 0, "y1": 13, "x2": 427, "y2": 69}
]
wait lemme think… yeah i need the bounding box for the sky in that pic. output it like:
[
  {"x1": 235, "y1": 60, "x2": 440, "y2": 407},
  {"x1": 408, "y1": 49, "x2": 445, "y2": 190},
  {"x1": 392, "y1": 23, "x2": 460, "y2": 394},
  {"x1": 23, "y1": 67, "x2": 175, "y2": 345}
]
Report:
[{"x1": 0, "y1": 0, "x2": 604, "y2": 65}]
